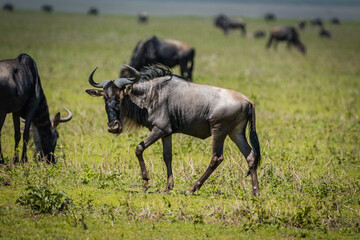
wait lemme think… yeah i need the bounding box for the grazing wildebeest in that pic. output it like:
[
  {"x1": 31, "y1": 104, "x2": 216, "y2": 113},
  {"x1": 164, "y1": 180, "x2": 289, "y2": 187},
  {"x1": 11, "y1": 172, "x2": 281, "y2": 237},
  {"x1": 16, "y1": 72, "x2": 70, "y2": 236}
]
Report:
[
  {"x1": 138, "y1": 11, "x2": 149, "y2": 23},
  {"x1": 88, "y1": 7, "x2": 99, "y2": 15},
  {"x1": 264, "y1": 13, "x2": 276, "y2": 22},
  {"x1": 298, "y1": 18, "x2": 306, "y2": 31},
  {"x1": 120, "y1": 36, "x2": 195, "y2": 81},
  {"x1": 311, "y1": 18, "x2": 323, "y2": 27},
  {"x1": 319, "y1": 28, "x2": 332, "y2": 38},
  {"x1": 214, "y1": 14, "x2": 246, "y2": 37},
  {"x1": 266, "y1": 26, "x2": 306, "y2": 54},
  {"x1": 3, "y1": 3, "x2": 14, "y2": 11},
  {"x1": 41, "y1": 4, "x2": 53, "y2": 13},
  {"x1": 253, "y1": 30, "x2": 266, "y2": 38},
  {"x1": 86, "y1": 65, "x2": 261, "y2": 196},
  {"x1": 330, "y1": 17, "x2": 340, "y2": 25},
  {"x1": 0, "y1": 54, "x2": 72, "y2": 164}
]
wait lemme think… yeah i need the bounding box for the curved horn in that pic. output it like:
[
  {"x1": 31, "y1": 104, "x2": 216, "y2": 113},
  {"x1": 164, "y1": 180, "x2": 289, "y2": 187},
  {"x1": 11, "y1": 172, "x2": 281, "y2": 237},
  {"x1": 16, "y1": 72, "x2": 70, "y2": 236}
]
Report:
[
  {"x1": 88, "y1": 67, "x2": 110, "y2": 88},
  {"x1": 113, "y1": 65, "x2": 140, "y2": 88},
  {"x1": 59, "y1": 108, "x2": 72, "y2": 123},
  {"x1": 123, "y1": 64, "x2": 140, "y2": 83}
]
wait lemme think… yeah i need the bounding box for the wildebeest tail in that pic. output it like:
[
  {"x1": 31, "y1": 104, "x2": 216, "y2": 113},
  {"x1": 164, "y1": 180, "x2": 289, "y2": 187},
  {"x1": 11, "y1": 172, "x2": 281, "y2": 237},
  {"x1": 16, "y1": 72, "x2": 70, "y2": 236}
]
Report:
[{"x1": 247, "y1": 103, "x2": 261, "y2": 176}]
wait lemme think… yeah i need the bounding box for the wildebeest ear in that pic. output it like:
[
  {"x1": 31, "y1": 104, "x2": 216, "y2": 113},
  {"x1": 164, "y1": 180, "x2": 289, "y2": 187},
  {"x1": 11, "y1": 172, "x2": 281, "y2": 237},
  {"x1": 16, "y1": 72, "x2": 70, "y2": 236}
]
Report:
[
  {"x1": 52, "y1": 112, "x2": 61, "y2": 128},
  {"x1": 85, "y1": 89, "x2": 104, "y2": 97},
  {"x1": 124, "y1": 84, "x2": 133, "y2": 95}
]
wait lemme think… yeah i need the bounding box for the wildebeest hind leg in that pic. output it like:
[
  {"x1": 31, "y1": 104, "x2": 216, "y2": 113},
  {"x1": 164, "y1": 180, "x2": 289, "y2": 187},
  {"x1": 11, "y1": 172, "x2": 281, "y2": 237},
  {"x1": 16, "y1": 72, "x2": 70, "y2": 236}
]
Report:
[
  {"x1": 187, "y1": 133, "x2": 226, "y2": 194},
  {"x1": 135, "y1": 126, "x2": 166, "y2": 191},
  {"x1": 229, "y1": 129, "x2": 260, "y2": 196},
  {"x1": 162, "y1": 135, "x2": 174, "y2": 193},
  {"x1": 0, "y1": 114, "x2": 6, "y2": 164},
  {"x1": 12, "y1": 113, "x2": 21, "y2": 163}
]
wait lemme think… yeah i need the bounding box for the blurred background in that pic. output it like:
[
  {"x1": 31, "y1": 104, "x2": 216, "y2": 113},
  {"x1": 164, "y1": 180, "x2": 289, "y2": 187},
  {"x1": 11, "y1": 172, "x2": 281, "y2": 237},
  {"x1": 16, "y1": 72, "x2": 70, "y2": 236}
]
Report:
[{"x1": 1, "y1": 0, "x2": 360, "y2": 21}]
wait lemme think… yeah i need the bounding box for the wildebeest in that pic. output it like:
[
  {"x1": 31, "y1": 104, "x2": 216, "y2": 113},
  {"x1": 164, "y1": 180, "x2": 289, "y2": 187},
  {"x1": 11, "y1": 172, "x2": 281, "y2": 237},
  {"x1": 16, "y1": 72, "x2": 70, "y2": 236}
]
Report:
[
  {"x1": 88, "y1": 7, "x2": 99, "y2": 15},
  {"x1": 311, "y1": 18, "x2": 323, "y2": 27},
  {"x1": 266, "y1": 26, "x2": 306, "y2": 54},
  {"x1": 330, "y1": 17, "x2": 340, "y2": 25},
  {"x1": 120, "y1": 36, "x2": 195, "y2": 81},
  {"x1": 319, "y1": 28, "x2": 332, "y2": 38},
  {"x1": 264, "y1": 13, "x2": 276, "y2": 22},
  {"x1": 138, "y1": 11, "x2": 149, "y2": 23},
  {"x1": 86, "y1": 65, "x2": 261, "y2": 196},
  {"x1": 41, "y1": 4, "x2": 53, "y2": 13},
  {"x1": 0, "y1": 54, "x2": 72, "y2": 164},
  {"x1": 214, "y1": 14, "x2": 246, "y2": 37},
  {"x1": 253, "y1": 30, "x2": 266, "y2": 38},
  {"x1": 298, "y1": 18, "x2": 306, "y2": 30},
  {"x1": 2, "y1": 3, "x2": 14, "y2": 11}
]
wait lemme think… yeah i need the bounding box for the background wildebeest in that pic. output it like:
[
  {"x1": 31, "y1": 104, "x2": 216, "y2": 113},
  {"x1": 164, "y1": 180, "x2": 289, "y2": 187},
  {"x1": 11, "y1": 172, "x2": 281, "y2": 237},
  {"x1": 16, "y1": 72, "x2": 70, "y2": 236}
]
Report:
[
  {"x1": 266, "y1": 26, "x2": 306, "y2": 54},
  {"x1": 331, "y1": 17, "x2": 340, "y2": 25},
  {"x1": 298, "y1": 18, "x2": 306, "y2": 30},
  {"x1": 88, "y1": 7, "x2": 99, "y2": 15},
  {"x1": 214, "y1": 14, "x2": 246, "y2": 37},
  {"x1": 138, "y1": 11, "x2": 149, "y2": 23},
  {"x1": 86, "y1": 65, "x2": 261, "y2": 196},
  {"x1": 0, "y1": 54, "x2": 72, "y2": 164},
  {"x1": 311, "y1": 18, "x2": 323, "y2": 27},
  {"x1": 120, "y1": 36, "x2": 195, "y2": 81},
  {"x1": 253, "y1": 30, "x2": 266, "y2": 38},
  {"x1": 264, "y1": 13, "x2": 276, "y2": 22},
  {"x1": 319, "y1": 28, "x2": 332, "y2": 38},
  {"x1": 41, "y1": 4, "x2": 53, "y2": 13},
  {"x1": 2, "y1": 3, "x2": 14, "y2": 11}
]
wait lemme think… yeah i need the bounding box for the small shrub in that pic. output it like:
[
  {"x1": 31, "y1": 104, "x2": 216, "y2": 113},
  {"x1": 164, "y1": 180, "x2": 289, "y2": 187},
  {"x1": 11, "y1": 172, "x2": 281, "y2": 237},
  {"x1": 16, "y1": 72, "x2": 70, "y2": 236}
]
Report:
[{"x1": 16, "y1": 185, "x2": 73, "y2": 215}]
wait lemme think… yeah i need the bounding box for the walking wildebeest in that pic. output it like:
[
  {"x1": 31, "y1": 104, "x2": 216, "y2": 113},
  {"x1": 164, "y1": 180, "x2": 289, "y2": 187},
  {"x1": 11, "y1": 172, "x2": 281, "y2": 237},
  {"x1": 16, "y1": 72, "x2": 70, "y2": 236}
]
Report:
[
  {"x1": 86, "y1": 65, "x2": 261, "y2": 196},
  {"x1": 264, "y1": 13, "x2": 276, "y2": 22},
  {"x1": 330, "y1": 17, "x2": 340, "y2": 25},
  {"x1": 253, "y1": 30, "x2": 266, "y2": 38},
  {"x1": 214, "y1": 14, "x2": 246, "y2": 37},
  {"x1": 41, "y1": 4, "x2": 53, "y2": 13},
  {"x1": 120, "y1": 36, "x2": 195, "y2": 81},
  {"x1": 311, "y1": 18, "x2": 323, "y2": 27},
  {"x1": 3, "y1": 3, "x2": 14, "y2": 11},
  {"x1": 319, "y1": 28, "x2": 332, "y2": 38},
  {"x1": 0, "y1": 54, "x2": 72, "y2": 164},
  {"x1": 298, "y1": 18, "x2": 306, "y2": 31},
  {"x1": 266, "y1": 26, "x2": 306, "y2": 55},
  {"x1": 138, "y1": 12, "x2": 149, "y2": 23},
  {"x1": 88, "y1": 7, "x2": 99, "y2": 15}
]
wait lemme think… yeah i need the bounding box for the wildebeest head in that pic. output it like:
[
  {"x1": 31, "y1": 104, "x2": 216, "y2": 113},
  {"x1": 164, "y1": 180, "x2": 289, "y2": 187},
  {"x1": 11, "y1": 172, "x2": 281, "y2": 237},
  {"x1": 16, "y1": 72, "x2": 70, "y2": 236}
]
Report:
[
  {"x1": 86, "y1": 65, "x2": 140, "y2": 134},
  {"x1": 296, "y1": 41, "x2": 306, "y2": 55},
  {"x1": 27, "y1": 108, "x2": 72, "y2": 163}
]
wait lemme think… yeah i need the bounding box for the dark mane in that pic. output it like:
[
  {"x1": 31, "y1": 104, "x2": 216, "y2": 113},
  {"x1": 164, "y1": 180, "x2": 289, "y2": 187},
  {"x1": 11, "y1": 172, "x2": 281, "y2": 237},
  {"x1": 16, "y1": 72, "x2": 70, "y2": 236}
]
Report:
[{"x1": 139, "y1": 64, "x2": 173, "y2": 82}]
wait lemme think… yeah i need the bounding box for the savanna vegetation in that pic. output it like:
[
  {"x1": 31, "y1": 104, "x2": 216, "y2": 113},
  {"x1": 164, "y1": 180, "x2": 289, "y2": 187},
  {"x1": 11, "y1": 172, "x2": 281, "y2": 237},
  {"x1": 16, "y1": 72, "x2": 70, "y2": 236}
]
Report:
[{"x1": 0, "y1": 10, "x2": 359, "y2": 239}]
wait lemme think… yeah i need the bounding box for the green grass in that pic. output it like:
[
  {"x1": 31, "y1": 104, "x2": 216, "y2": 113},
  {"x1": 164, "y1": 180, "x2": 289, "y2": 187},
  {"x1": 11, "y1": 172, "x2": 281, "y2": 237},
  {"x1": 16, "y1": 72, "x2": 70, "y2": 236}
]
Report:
[{"x1": 0, "y1": 10, "x2": 359, "y2": 239}]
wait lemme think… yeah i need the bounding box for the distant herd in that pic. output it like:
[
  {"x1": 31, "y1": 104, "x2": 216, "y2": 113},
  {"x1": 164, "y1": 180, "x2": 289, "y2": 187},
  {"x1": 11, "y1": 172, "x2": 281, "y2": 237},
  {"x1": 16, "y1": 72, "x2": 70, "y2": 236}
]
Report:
[{"x1": 0, "y1": 5, "x2": 342, "y2": 195}]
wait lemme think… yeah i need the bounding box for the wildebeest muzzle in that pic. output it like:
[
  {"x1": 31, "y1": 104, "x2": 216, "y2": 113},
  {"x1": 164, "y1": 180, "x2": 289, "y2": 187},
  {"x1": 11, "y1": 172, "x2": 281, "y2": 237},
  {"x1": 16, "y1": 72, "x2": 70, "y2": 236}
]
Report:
[{"x1": 108, "y1": 120, "x2": 122, "y2": 134}]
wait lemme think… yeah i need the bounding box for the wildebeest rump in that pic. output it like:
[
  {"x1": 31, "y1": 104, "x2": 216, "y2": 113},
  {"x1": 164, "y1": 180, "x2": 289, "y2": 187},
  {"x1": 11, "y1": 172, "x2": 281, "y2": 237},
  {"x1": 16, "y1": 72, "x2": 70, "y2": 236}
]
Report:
[
  {"x1": 120, "y1": 36, "x2": 195, "y2": 81},
  {"x1": 0, "y1": 54, "x2": 72, "y2": 164},
  {"x1": 266, "y1": 26, "x2": 306, "y2": 54},
  {"x1": 214, "y1": 14, "x2": 246, "y2": 37},
  {"x1": 86, "y1": 65, "x2": 261, "y2": 196}
]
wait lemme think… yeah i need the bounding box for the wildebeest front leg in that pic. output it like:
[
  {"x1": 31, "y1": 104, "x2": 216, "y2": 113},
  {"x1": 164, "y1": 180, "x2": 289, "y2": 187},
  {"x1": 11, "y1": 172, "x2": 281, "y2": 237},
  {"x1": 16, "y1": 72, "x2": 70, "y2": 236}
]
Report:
[
  {"x1": 0, "y1": 114, "x2": 6, "y2": 164},
  {"x1": 12, "y1": 113, "x2": 21, "y2": 163},
  {"x1": 20, "y1": 111, "x2": 35, "y2": 163},
  {"x1": 162, "y1": 135, "x2": 173, "y2": 193},
  {"x1": 187, "y1": 133, "x2": 226, "y2": 194},
  {"x1": 135, "y1": 126, "x2": 166, "y2": 190}
]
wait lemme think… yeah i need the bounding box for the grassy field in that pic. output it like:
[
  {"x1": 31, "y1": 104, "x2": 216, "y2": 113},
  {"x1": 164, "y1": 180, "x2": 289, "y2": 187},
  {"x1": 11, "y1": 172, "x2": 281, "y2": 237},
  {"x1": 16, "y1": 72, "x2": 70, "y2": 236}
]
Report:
[{"x1": 0, "y1": 10, "x2": 359, "y2": 239}]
